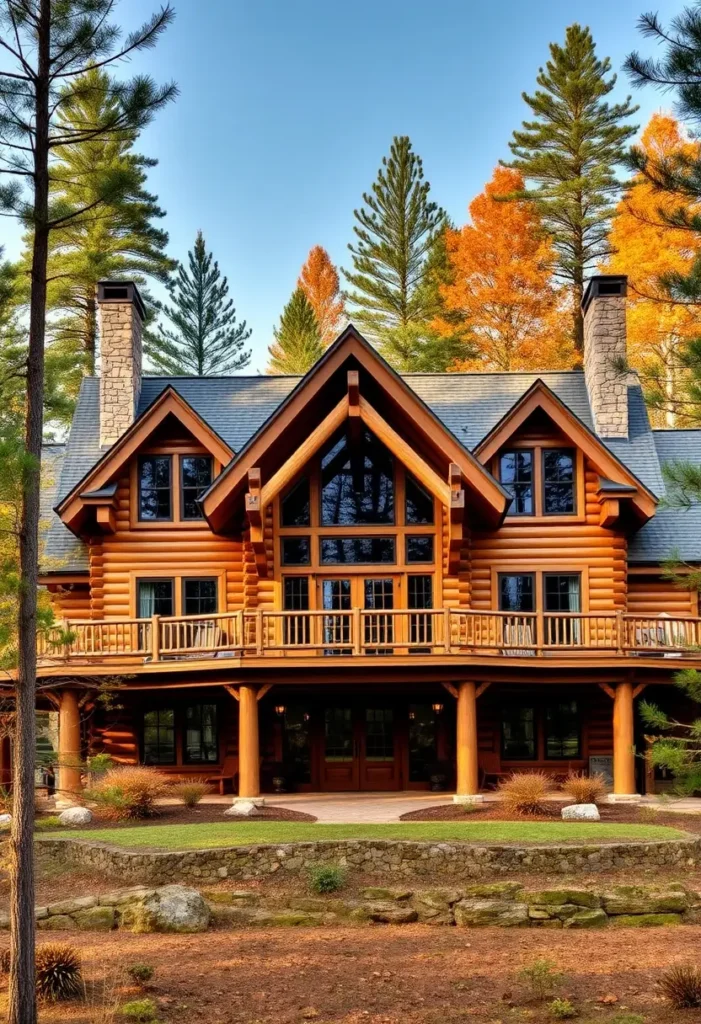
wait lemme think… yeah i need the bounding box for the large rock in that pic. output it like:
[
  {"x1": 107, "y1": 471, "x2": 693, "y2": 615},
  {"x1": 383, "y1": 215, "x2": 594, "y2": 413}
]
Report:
[
  {"x1": 0, "y1": 814, "x2": 11, "y2": 827},
  {"x1": 563, "y1": 909, "x2": 608, "y2": 929},
  {"x1": 364, "y1": 902, "x2": 418, "y2": 924},
  {"x1": 454, "y1": 899, "x2": 529, "y2": 927},
  {"x1": 73, "y1": 906, "x2": 115, "y2": 931},
  {"x1": 602, "y1": 885, "x2": 690, "y2": 915},
  {"x1": 224, "y1": 799, "x2": 258, "y2": 817},
  {"x1": 561, "y1": 803, "x2": 600, "y2": 821},
  {"x1": 58, "y1": 806, "x2": 93, "y2": 826},
  {"x1": 122, "y1": 885, "x2": 210, "y2": 933},
  {"x1": 611, "y1": 913, "x2": 683, "y2": 928},
  {"x1": 525, "y1": 889, "x2": 601, "y2": 909}
]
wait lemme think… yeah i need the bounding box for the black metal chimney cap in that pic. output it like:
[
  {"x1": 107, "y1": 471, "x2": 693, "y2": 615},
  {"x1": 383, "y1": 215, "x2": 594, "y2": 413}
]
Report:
[
  {"x1": 582, "y1": 275, "x2": 627, "y2": 313},
  {"x1": 97, "y1": 280, "x2": 146, "y2": 321}
]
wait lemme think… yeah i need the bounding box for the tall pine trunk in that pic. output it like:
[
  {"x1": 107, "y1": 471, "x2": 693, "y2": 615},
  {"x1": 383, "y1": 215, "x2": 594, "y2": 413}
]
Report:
[{"x1": 9, "y1": 3, "x2": 50, "y2": 1021}]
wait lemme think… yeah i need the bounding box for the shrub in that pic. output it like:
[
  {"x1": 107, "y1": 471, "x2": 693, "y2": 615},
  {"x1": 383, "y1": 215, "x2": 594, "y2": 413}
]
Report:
[
  {"x1": 87, "y1": 752, "x2": 115, "y2": 777},
  {"x1": 127, "y1": 963, "x2": 154, "y2": 986},
  {"x1": 561, "y1": 771, "x2": 607, "y2": 805},
  {"x1": 170, "y1": 778, "x2": 211, "y2": 808},
  {"x1": 35, "y1": 943, "x2": 82, "y2": 1001},
  {"x1": 120, "y1": 999, "x2": 159, "y2": 1022},
  {"x1": 637, "y1": 804, "x2": 661, "y2": 824},
  {"x1": 660, "y1": 964, "x2": 701, "y2": 1008},
  {"x1": 34, "y1": 815, "x2": 62, "y2": 832},
  {"x1": 86, "y1": 765, "x2": 166, "y2": 820},
  {"x1": 307, "y1": 863, "x2": 346, "y2": 894},
  {"x1": 518, "y1": 958, "x2": 563, "y2": 1001},
  {"x1": 549, "y1": 998, "x2": 577, "y2": 1019},
  {"x1": 499, "y1": 772, "x2": 553, "y2": 816}
]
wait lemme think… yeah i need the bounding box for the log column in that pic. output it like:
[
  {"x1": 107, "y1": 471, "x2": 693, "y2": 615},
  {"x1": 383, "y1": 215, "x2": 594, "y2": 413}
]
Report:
[
  {"x1": 612, "y1": 681, "x2": 637, "y2": 797},
  {"x1": 238, "y1": 685, "x2": 260, "y2": 798},
  {"x1": 454, "y1": 681, "x2": 481, "y2": 802},
  {"x1": 57, "y1": 689, "x2": 82, "y2": 808}
]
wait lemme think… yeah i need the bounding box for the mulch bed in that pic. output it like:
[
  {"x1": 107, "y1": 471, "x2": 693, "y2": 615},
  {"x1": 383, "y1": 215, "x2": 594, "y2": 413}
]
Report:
[
  {"x1": 6, "y1": 925, "x2": 699, "y2": 1023},
  {"x1": 40, "y1": 803, "x2": 317, "y2": 830}
]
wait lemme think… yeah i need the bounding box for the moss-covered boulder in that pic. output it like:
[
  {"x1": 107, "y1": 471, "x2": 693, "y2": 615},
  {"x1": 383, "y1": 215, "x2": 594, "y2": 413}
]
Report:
[
  {"x1": 37, "y1": 914, "x2": 76, "y2": 931},
  {"x1": 611, "y1": 913, "x2": 683, "y2": 928},
  {"x1": 364, "y1": 902, "x2": 418, "y2": 924},
  {"x1": 359, "y1": 888, "x2": 412, "y2": 902},
  {"x1": 563, "y1": 909, "x2": 608, "y2": 929},
  {"x1": 73, "y1": 906, "x2": 116, "y2": 932},
  {"x1": 461, "y1": 883, "x2": 524, "y2": 901},
  {"x1": 454, "y1": 900, "x2": 529, "y2": 927},
  {"x1": 602, "y1": 886, "x2": 689, "y2": 915},
  {"x1": 525, "y1": 889, "x2": 600, "y2": 909},
  {"x1": 121, "y1": 885, "x2": 210, "y2": 933}
]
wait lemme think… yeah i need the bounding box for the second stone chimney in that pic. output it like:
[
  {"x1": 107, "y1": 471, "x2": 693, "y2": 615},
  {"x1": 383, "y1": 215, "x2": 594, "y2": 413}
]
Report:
[
  {"x1": 97, "y1": 281, "x2": 144, "y2": 448},
  {"x1": 582, "y1": 275, "x2": 629, "y2": 440}
]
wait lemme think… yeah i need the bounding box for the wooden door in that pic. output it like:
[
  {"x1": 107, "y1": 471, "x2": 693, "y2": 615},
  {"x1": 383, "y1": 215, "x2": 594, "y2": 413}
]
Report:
[
  {"x1": 360, "y1": 705, "x2": 401, "y2": 790},
  {"x1": 321, "y1": 705, "x2": 359, "y2": 790}
]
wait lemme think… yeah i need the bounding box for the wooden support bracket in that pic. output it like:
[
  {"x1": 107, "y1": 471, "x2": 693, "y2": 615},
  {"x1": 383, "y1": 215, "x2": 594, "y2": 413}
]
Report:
[
  {"x1": 632, "y1": 683, "x2": 647, "y2": 699},
  {"x1": 441, "y1": 681, "x2": 458, "y2": 699},
  {"x1": 448, "y1": 463, "x2": 465, "y2": 575},
  {"x1": 599, "y1": 498, "x2": 620, "y2": 529},
  {"x1": 475, "y1": 682, "x2": 491, "y2": 698},
  {"x1": 223, "y1": 684, "x2": 240, "y2": 701},
  {"x1": 245, "y1": 468, "x2": 267, "y2": 577},
  {"x1": 256, "y1": 683, "x2": 274, "y2": 702},
  {"x1": 95, "y1": 505, "x2": 117, "y2": 533},
  {"x1": 598, "y1": 683, "x2": 616, "y2": 700}
]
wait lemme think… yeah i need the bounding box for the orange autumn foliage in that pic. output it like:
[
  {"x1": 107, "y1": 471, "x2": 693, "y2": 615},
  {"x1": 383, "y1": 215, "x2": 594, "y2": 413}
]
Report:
[
  {"x1": 298, "y1": 245, "x2": 345, "y2": 347},
  {"x1": 606, "y1": 114, "x2": 701, "y2": 425},
  {"x1": 439, "y1": 167, "x2": 572, "y2": 371}
]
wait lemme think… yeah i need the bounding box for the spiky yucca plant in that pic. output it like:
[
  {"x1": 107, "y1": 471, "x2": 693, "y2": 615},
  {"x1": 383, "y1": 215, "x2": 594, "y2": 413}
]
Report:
[
  {"x1": 35, "y1": 944, "x2": 82, "y2": 1001},
  {"x1": 661, "y1": 964, "x2": 701, "y2": 1008}
]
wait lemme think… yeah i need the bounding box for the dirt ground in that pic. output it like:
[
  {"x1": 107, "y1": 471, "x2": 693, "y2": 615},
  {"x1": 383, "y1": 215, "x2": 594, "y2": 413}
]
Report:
[{"x1": 2, "y1": 925, "x2": 700, "y2": 1023}]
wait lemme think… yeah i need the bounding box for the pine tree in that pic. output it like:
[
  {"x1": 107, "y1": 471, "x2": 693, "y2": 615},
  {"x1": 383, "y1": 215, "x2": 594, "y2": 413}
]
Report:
[
  {"x1": 605, "y1": 115, "x2": 701, "y2": 426},
  {"x1": 344, "y1": 135, "x2": 447, "y2": 369},
  {"x1": 440, "y1": 167, "x2": 571, "y2": 371},
  {"x1": 298, "y1": 245, "x2": 344, "y2": 347},
  {"x1": 145, "y1": 231, "x2": 251, "y2": 375},
  {"x1": 20, "y1": 68, "x2": 176, "y2": 377},
  {"x1": 504, "y1": 24, "x2": 638, "y2": 351},
  {"x1": 267, "y1": 288, "x2": 324, "y2": 374}
]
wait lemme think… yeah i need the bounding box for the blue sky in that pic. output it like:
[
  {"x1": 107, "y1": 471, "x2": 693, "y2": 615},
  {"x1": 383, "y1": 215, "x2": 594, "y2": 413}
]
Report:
[{"x1": 1, "y1": 0, "x2": 682, "y2": 372}]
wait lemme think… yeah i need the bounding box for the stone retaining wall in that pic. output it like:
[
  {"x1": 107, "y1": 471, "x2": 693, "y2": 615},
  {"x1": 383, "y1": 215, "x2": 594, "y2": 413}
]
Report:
[{"x1": 35, "y1": 834, "x2": 701, "y2": 886}]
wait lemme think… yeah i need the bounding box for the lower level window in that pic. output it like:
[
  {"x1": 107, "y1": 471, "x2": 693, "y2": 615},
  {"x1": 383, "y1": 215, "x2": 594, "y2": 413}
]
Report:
[
  {"x1": 185, "y1": 703, "x2": 218, "y2": 763},
  {"x1": 502, "y1": 706, "x2": 536, "y2": 760},
  {"x1": 545, "y1": 701, "x2": 580, "y2": 759},
  {"x1": 143, "y1": 708, "x2": 175, "y2": 764}
]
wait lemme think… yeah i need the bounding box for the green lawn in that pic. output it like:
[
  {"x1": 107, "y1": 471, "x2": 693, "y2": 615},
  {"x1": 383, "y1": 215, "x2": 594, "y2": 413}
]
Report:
[{"x1": 43, "y1": 820, "x2": 688, "y2": 850}]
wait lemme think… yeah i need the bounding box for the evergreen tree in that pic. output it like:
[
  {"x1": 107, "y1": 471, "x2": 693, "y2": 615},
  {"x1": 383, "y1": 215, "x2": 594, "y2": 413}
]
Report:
[
  {"x1": 20, "y1": 68, "x2": 175, "y2": 377},
  {"x1": 267, "y1": 288, "x2": 324, "y2": 374},
  {"x1": 504, "y1": 24, "x2": 638, "y2": 351},
  {"x1": 344, "y1": 135, "x2": 447, "y2": 369},
  {"x1": 145, "y1": 231, "x2": 251, "y2": 375}
]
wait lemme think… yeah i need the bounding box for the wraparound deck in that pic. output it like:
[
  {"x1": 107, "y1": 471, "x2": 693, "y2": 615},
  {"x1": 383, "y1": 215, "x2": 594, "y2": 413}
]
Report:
[{"x1": 37, "y1": 608, "x2": 701, "y2": 667}]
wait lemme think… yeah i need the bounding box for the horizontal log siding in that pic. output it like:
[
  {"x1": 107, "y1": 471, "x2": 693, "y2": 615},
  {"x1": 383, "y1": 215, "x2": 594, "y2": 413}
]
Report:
[
  {"x1": 628, "y1": 575, "x2": 698, "y2": 617},
  {"x1": 441, "y1": 504, "x2": 471, "y2": 608},
  {"x1": 469, "y1": 458, "x2": 627, "y2": 615},
  {"x1": 92, "y1": 463, "x2": 246, "y2": 618},
  {"x1": 50, "y1": 584, "x2": 91, "y2": 621}
]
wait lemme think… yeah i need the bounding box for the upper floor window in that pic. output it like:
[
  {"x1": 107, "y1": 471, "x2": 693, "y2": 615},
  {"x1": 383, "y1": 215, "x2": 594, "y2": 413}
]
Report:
[
  {"x1": 138, "y1": 578, "x2": 174, "y2": 617},
  {"x1": 282, "y1": 477, "x2": 311, "y2": 527},
  {"x1": 321, "y1": 429, "x2": 394, "y2": 526},
  {"x1": 543, "y1": 449, "x2": 575, "y2": 514},
  {"x1": 180, "y1": 456, "x2": 213, "y2": 520},
  {"x1": 405, "y1": 474, "x2": 433, "y2": 524},
  {"x1": 500, "y1": 450, "x2": 533, "y2": 515},
  {"x1": 138, "y1": 456, "x2": 172, "y2": 520}
]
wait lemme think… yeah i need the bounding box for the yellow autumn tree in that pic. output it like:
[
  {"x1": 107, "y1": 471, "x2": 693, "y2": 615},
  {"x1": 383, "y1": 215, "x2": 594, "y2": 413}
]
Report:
[
  {"x1": 606, "y1": 113, "x2": 701, "y2": 426},
  {"x1": 298, "y1": 245, "x2": 345, "y2": 347},
  {"x1": 439, "y1": 167, "x2": 572, "y2": 371}
]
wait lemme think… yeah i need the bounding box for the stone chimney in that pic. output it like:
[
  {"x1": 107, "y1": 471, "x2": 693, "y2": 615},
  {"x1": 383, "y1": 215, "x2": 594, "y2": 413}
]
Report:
[
  {"x1": 97, "y1": 281, "x2": 144, "y2": 447},
  {"x1": 582, "y1": 275, "x2": 629, "y2": 440}
]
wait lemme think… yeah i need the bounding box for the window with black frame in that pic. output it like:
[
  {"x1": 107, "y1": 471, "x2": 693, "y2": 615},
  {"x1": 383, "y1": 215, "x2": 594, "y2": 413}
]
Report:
[
  {"x1": 143, "y1": 708, "x2": 175, "y2": 764},
  {"x1": 283, "y1": 577, "x2": 310, "y2": 645},
  {"x1": 498, "y1": 573, "x2": 535, "y2": 649},
  {"x1": 183, "y1": 578, "x2": 217, "y2": 616},
  {"x1": 408, "y1": 574, "x2": 433, "y2": 649},
  {"x1": 184, "y1": 703, "x2": 218, "y2": 763},
  {"x1": 500, "y1": 450, "x2": 534, "y2": 515},
  {"x1": 543, "y1": 449, "x2": 575, "y2": 514},
  {"x1": 364, "y1": 577, "x2": 394, "y2": 654},
  {"x1": 544, "y1": 573, "x2": 581, "y2": 645},
  {"x1": 545, "y1": 700, "x2": 580, "y2": 759},
  {"x1": 502, "y1": 705, "x2": 536, "y2": 760},
  {"x1": 138, "y1": 456, "x2": 172, "y2": 520},
  {"x1": 180, "y1": 456, "x2": 213, "y2": 520},
  {"x1": 320, "y1": 429, "x2": 394, "y2": 526}
]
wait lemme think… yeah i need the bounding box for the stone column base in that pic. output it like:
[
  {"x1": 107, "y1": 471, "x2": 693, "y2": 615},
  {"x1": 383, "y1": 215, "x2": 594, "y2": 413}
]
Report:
[
  {"x1": 232, "y1": 797, "x2": 266, "y2": 809},
  {"x1": 606, "y1": 793, "x2": 641, "y2": 804},
  {"x1": 453, "y1": 794, "x2": 485, "y2": 805}
]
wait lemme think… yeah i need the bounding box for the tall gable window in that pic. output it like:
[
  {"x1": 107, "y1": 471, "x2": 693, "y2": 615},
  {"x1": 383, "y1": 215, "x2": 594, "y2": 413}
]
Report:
[
  {"x1": 500, "y1": 450, "x2": 533, "y2": 515},
  {"x1": 543, "y1": 449, "x2": 575, "y2": 514},
  {"x1": 138, "y1": 456, "x2": 172, "y2": 520},
  {"x1": 282, "y1": 477, "x2": 311, "y2": 526},
  {"x1": 180, "y1": 456, "x2": 212, "y2": 520},
  {"x1": 321, "y1": 429, "x2": 394, "y2": 526},
  {"x1": 405, "y1": 474, "x2": 433, "y2": 524}
]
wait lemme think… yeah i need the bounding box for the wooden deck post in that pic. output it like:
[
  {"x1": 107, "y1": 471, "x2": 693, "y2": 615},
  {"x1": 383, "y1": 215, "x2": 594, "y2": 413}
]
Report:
[
  {"x1": 238, "y1": 685, "x2": 260, "y2": 798},
  {"x1": 57, "y1": 689, "x2": 82, "y2": 808},
  {"x1": 454, "y1": 681, "x2": 480, "y2": 801},
  {"x1": 612, "y1": 681, "x2": 637, "y2": 797}
]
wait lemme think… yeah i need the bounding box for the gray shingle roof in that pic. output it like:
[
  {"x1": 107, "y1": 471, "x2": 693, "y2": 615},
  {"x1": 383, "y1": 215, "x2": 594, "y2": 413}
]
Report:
[{"x1": 41, "y1": 368, "x2": 701, "y2": 572}]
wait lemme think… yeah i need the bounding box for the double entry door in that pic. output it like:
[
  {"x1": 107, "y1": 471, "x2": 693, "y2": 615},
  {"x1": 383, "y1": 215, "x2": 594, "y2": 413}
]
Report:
[
  {"x1": 320, "y1": 575, "x2": 396, "y2": 654},
  {"x1": 322, "y1": 703, "x2": 400, "y2": 790}
]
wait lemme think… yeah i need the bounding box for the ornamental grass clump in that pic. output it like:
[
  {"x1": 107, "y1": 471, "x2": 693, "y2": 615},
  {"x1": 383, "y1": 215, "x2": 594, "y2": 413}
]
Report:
[
  {"x1": 660, "y1": 964, "x2": 701, "y2": 1008},
  {"x1": 498, "y1": 772, "x2": 553, "y2": 816},
  {"x1": 307, "y1": 863, "x2": 346, "y2": 894},
  {"x1": 170, "y1": 778, "x2": 211, "y2": 808},
  {"x1": 86, "y1": 765, "x2": 166, "y2": 820},
  {"x1": 35, "y1": 944, "x2": 83, "y2": 1001},
  {"x1": 561, "y1": 771, "x2": 607, "y2": 805}
]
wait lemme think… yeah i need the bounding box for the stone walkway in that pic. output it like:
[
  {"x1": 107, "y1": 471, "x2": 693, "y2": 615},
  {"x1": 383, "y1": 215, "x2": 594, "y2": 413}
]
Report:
[{"x1": 266, "y1": 791, "x2": 454, "y2": 823}]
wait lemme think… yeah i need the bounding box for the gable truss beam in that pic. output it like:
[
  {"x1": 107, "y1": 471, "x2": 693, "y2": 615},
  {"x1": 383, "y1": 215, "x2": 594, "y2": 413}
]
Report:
[
  {"x1": 448, "y1": 462, "x2": 466, "y2": 574},
  {"x1": 245, "y1": 468, "x2": 267, "y2": 576}
]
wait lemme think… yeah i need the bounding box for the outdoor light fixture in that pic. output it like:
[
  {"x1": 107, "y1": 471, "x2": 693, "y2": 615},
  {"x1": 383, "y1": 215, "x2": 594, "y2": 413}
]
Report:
[
  {"x1": 274, "y1": 705, "x2": 286, "y2": 717},
  {"x1": 432, "y1": 703, "x2": 444, "y2": 714}
]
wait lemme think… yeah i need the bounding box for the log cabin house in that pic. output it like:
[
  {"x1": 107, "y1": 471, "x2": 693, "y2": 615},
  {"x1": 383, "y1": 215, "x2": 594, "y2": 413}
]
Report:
[{"x1": 34, "y1": 275, "x2": 701, "y2": 802}]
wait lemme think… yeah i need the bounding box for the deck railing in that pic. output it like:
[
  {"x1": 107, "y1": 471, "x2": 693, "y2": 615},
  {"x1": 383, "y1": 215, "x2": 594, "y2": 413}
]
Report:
[{"x1": 35, "y1": 608, "x2": 701, "y2": 664}]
